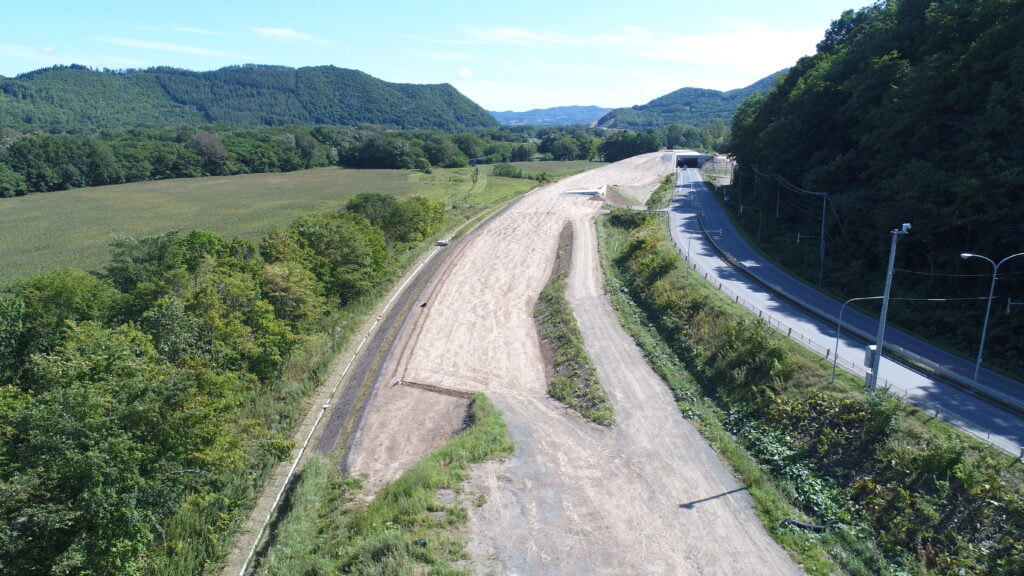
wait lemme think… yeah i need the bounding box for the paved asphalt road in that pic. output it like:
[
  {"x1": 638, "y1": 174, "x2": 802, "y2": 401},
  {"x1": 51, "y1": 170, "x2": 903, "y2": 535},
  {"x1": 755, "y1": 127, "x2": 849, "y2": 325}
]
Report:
[{"x1": 669, "y1": 167, "x2": 1024, "y2": 456}]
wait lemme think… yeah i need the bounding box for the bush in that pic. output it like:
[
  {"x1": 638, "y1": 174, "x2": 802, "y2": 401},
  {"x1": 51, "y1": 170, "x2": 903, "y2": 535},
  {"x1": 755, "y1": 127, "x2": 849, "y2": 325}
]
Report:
[{"x1": 491, "y1": 163, "x2": 523, "y2": 178}]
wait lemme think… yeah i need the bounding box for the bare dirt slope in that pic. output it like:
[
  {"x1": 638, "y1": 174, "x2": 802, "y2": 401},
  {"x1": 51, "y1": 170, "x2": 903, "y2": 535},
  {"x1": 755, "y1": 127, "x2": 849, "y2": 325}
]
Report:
[{"x1": 347, "y1": 152, "x2": 802, "y2": 575}]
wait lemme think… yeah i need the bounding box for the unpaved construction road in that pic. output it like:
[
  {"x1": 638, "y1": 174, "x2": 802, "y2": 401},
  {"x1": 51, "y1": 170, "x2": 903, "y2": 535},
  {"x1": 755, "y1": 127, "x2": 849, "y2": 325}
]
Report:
[{"x1": 347, "y1": 152, "x2": 802, "y2": 575}]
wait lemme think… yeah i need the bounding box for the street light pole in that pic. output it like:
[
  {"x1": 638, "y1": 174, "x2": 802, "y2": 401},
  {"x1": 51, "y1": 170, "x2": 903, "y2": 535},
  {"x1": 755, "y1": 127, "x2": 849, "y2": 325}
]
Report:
[
  {"x1": 831, "y1": 296, "x2": 883, "y2": 385},
  {"x1": 869, "y1": 223, "x2": 912, "y2": 391},
  {"x1": 960, "y1": 251, "x2": 1024, "y2": 382}
]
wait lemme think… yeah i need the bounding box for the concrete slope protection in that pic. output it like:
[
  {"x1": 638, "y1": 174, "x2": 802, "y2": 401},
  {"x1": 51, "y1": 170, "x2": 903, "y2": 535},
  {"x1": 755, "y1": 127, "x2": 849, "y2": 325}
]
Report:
[
  {"x1": 670, "y1": 167, "x2": 1024, "y2": 455},
  {"x1": 346, "y1": 152, "x2": 801, "y2": 575}
]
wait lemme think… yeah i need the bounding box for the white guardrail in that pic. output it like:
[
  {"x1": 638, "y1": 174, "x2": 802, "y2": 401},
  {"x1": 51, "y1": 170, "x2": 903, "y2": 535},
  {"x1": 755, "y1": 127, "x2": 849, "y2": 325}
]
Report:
[{"x1": 682, "y1": 209, "x2": 1023, "y2": 458}]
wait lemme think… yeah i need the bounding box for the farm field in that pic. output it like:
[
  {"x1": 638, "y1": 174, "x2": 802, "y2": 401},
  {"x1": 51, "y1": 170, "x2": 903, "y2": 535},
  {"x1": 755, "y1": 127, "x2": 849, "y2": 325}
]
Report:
[{"x1": 0, "y1": 165, "x2": 536, "y2": 284}]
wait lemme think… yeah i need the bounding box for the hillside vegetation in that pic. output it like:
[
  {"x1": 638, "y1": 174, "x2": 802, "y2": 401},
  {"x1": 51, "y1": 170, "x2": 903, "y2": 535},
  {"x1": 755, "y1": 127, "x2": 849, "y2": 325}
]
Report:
[
  {"x1": 490, "y1": 105, "x2": 612, "y2": 126},
  {"x1": 596, "y1": 71, "x2": 785, "y2": 131},
  {"x1": 728, "y1": 0, "x2": 1024, "y2": 377},
  {"x1": 0, "y1": 64, "x2": 497, "y2": 132}
]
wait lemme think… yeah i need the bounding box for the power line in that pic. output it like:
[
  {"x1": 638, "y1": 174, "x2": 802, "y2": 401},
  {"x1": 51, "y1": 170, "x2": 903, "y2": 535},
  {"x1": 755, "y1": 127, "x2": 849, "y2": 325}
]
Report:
[{"x1": 895, "y1": 268, "x2": 1024, "y2": 279}]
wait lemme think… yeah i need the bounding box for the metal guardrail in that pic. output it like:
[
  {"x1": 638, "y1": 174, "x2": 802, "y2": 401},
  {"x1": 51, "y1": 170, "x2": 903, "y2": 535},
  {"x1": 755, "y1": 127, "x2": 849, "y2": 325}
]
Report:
[{"x1": 678, "y1": 207, "x2": 1023, "y2": 458}]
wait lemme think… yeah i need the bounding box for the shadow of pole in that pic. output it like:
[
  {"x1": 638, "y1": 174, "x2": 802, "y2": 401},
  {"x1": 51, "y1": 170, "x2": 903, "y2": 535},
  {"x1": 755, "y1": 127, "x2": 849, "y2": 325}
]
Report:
[{"x1": 678, "y1": 487, "x2": 747, "y2": 509}]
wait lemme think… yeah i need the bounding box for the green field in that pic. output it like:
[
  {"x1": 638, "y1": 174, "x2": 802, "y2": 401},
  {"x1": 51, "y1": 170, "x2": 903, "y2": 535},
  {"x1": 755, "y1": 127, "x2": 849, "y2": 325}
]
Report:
[
  {"x1": 0, "y1": 166, "x2": 535, "y2": 284},
  {"x1": 512, "y1": 160, "x2": 606, "y2": 178}
]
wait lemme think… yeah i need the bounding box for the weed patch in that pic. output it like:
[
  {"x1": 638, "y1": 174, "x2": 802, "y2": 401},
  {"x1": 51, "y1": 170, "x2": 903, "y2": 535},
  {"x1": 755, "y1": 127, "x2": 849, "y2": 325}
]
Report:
[{"x1": 533, "y1": 222, "x2": 614, "y2": 426}]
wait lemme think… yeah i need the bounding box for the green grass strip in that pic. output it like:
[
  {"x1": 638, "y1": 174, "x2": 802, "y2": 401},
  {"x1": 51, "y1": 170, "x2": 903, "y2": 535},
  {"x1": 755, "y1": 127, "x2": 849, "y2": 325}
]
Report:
[
  {"x1": 257, "y1": 393, "x2": 513, "y2": 576},
  {"x1": 533, "y1": 223, "x2": 614, "y2": 426}
]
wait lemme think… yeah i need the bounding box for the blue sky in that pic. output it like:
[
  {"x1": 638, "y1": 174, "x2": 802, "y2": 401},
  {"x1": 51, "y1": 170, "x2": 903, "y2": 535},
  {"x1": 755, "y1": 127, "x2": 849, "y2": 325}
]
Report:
[{"x1": 2, "y1": 0, "x2": 870, "y2": 111}]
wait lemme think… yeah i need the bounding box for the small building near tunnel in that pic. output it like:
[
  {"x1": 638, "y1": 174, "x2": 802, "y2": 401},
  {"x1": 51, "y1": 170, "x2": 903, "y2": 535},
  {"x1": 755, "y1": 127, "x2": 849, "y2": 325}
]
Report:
[{"x1": 674, "y1": 150, "x2": 714, "y2": 168}]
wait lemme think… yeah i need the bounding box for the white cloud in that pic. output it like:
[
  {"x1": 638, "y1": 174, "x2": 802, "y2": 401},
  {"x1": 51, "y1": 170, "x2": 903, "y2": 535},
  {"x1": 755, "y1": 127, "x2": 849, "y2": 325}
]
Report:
[
  {"x1": 99, "y1": 38, "x2": 242, "y2": 58},
  {"x1": 252, "y1": 28, "x2": 331, "y2": 45},
  {"x1": 456, "y1": 68, "x2": 473, "y2": 80},
  {"x1": 39, "y1": 47, "x2": 54, "y2": 54},
  {"x1": 171, "y1": 26, "x2": 230, "y2": 36}
]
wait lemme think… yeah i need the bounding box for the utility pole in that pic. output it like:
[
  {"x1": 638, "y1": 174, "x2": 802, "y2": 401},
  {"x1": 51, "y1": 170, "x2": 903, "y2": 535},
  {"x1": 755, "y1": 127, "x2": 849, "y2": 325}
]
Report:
[
  {"x1": 868, "y1": 223, "x2": 911, "y2": 391},
  {"x1": 818, "y1": 194, "x2": 827, "y2": 285}
]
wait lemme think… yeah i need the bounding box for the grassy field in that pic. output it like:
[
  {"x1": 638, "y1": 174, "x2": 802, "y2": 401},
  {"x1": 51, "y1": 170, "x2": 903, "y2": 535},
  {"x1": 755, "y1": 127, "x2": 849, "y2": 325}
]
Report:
[
  {"x1": 0, "y1": 166, "x2": 534, "y2": 284},
  {"x1": 511, "y1": 160, "x2": 606, "y2": 179}
]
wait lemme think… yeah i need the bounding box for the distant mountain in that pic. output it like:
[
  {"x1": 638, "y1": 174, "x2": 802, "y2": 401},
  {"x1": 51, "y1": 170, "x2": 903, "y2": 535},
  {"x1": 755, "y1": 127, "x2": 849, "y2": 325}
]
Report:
[
  {"x1": 0, "y1": 64, "x2": 498, "y2": 132},
  {"x1": 596, "y1": 71, "x2": 787, "y2": 130},
  {"x1": 489, "y1": 105, "x2": 614, "y2": 126}
]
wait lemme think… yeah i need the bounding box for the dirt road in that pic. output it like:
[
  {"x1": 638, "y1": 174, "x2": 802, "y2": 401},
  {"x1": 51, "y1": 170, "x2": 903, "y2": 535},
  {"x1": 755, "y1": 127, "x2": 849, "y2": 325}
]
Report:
[{"x1": 347, "y1": 152, "x2": 802, "y2": 575}]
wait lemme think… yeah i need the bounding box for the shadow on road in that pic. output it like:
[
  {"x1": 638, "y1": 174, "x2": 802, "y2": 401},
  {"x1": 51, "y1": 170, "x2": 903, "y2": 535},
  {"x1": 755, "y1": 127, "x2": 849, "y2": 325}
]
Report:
[{"x1": 678, "y1": 487, "x2": 747, "y2": 510}]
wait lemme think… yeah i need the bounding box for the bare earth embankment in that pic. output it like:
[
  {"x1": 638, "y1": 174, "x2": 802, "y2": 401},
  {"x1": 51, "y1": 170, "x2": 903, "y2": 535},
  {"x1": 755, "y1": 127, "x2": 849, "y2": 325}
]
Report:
[{"x1": 346, "y1": 152, "x2": 802, "y2": 575}]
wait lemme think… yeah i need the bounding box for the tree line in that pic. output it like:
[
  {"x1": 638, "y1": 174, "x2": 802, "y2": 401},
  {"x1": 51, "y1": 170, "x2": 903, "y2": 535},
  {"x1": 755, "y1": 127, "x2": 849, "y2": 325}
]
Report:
[
  {"x1": 0, "y1": 123, "x2": 723, "y2": 197},
  {"x1": 0, "y1": 193, "x2": 445, "y2": 574}
]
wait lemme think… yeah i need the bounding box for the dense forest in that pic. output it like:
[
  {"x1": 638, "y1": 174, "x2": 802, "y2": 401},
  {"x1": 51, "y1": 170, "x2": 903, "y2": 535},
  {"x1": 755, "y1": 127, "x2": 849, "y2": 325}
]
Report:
[
  {"x1": 0, "y1": 193, "x2": 446, "y2": 574},
  {"x1": 0, "y1": 64, "x2": 498, "y2": 132},
  {"x1": 728, "y1": 0, "x2": 1024, "y2": 377}
]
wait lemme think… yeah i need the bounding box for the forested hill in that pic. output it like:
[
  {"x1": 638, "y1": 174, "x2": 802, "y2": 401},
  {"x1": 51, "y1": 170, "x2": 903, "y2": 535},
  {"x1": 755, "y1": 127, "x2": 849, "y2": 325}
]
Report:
[
  {"x1": 728, "y1": 0, "x2": 1024, "y2": 377},
  {"x1": 0, "y1": 64, "x2": 499, "y2": 131},
  {"x1": 595, "y1": 71, "x2": 785, "y2": 130},
  {"x1": 490, "y1": 105, "x2": 613, "y2": 126}
]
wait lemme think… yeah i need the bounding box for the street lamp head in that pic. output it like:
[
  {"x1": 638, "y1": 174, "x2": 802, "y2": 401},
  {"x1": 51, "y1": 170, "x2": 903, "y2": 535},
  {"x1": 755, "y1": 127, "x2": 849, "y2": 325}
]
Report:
[
  {"x1": 961, "y1": 252, "x2": 976, "y2": 259},
  {"x1": 900, "y1": 223, "x2": 911, "y2": 234}
]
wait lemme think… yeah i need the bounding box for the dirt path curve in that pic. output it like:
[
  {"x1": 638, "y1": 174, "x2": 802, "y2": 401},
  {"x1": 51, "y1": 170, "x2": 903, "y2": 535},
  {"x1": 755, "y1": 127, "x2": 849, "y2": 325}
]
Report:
[{"x1": 347, "y1": 152, "x2": 802, "y2": 575}]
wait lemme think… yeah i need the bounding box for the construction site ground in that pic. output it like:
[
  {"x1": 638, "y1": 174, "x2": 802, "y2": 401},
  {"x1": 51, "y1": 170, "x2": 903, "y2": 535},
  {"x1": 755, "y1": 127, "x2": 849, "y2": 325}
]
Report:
[{"x1": 346, "y1": 152, "x2": 803, "y2": 575}]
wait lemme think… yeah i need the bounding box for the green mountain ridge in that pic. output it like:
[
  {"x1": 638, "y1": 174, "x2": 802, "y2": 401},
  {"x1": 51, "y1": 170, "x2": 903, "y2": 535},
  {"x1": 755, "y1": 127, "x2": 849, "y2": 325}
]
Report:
[
  {"x1": 596, "y1": 71, "x2": 787, "y2": 130},
  {"x1": 0, "y1": 64, "x2": 498, "y2": 131}
]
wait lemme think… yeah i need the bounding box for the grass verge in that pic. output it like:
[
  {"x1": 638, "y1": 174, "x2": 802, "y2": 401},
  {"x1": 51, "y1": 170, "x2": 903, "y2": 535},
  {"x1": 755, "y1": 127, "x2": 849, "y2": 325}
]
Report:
[
  {"x1": 645, "y1": 174, "x2": 675, "y2": 210},
  {"x1": 533, "y1": 222, "x2": 614, "y2": 426},
  {"x1": 255, "y1": 393, "x2": 514, "y2": 575}
]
